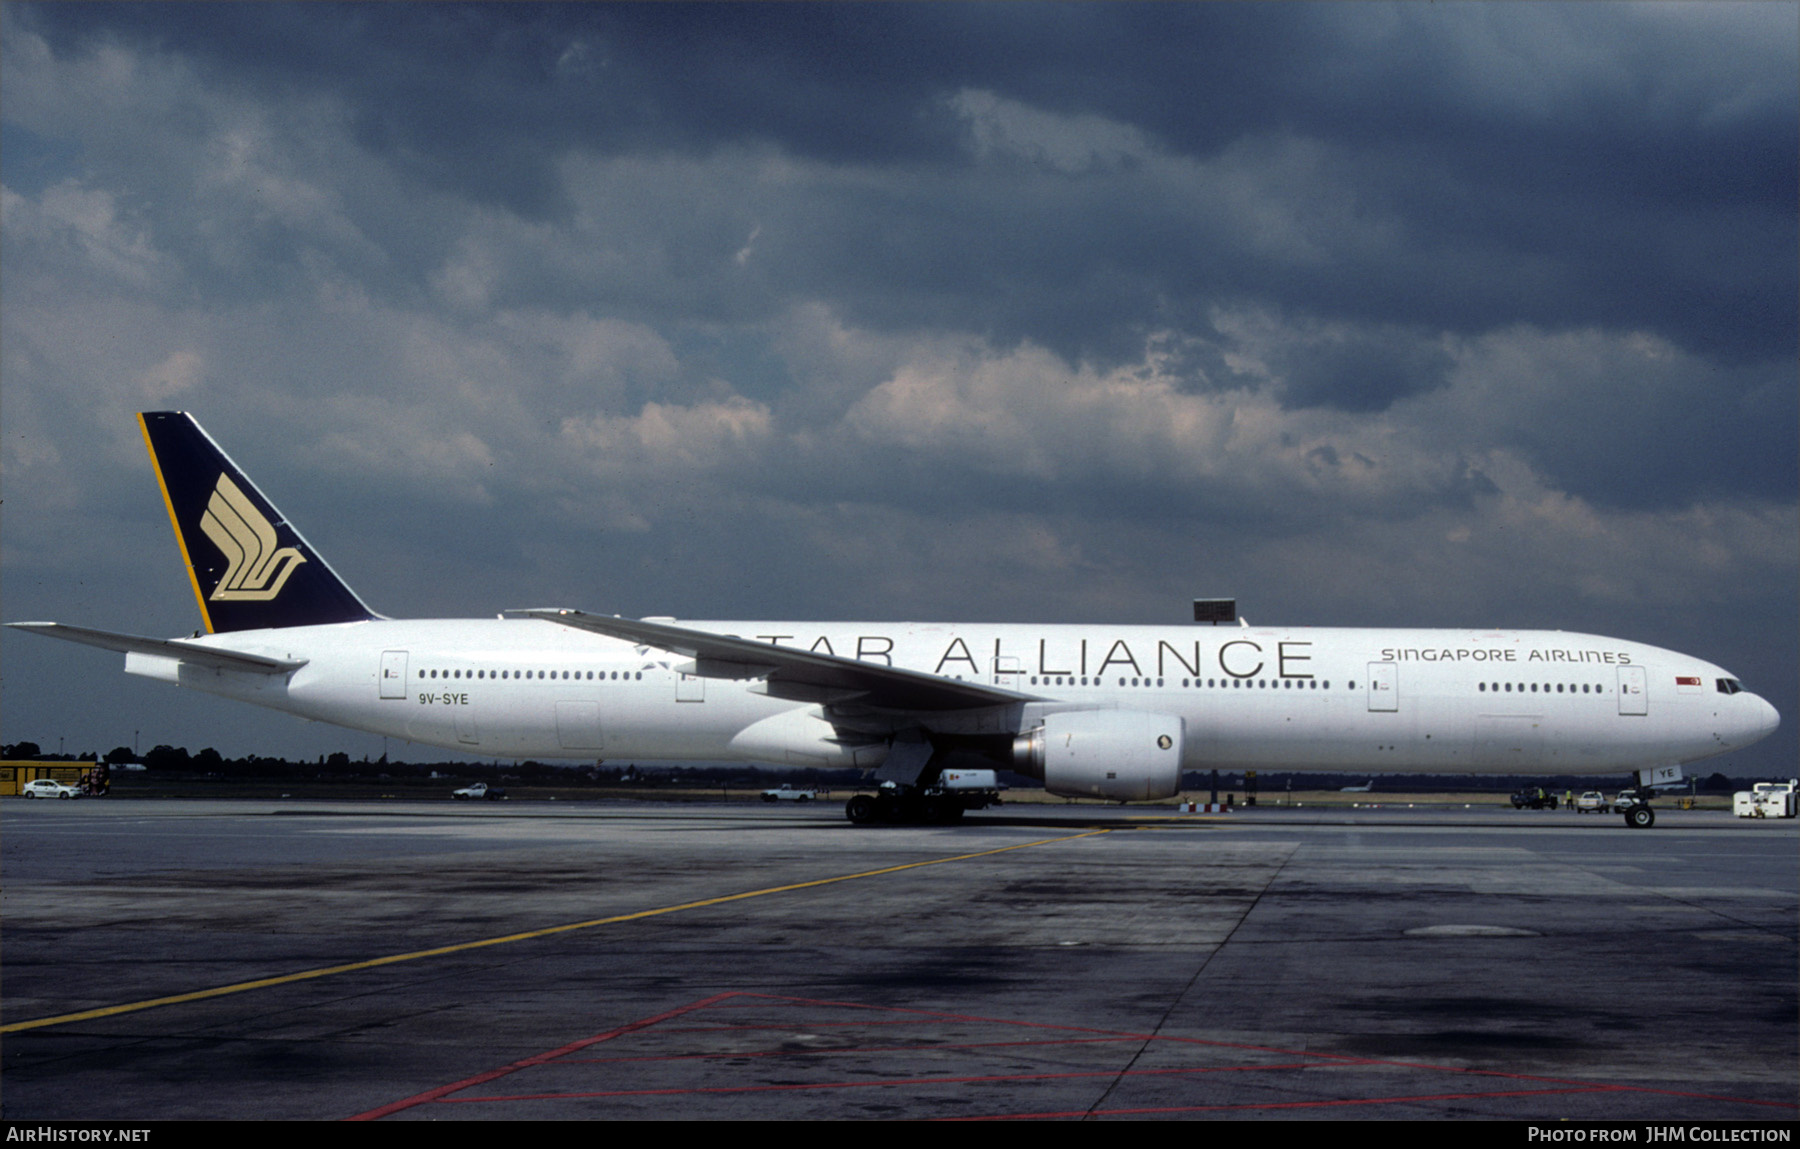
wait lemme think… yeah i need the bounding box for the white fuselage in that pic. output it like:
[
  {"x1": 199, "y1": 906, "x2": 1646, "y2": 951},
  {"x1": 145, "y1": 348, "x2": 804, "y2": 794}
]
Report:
[{"x1": 128, "y1": 618, "x2": 1779, "y2": 777}]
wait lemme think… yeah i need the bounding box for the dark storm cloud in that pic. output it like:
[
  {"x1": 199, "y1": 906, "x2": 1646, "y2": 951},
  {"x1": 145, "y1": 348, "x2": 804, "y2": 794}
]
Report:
[
  {"x1": 17, "y1": 4, "x2": 970, "y2": 214},
  {"x1": 19, "y1": 2, "x2": 1795, "y2": 367},
  {"x1": 1265, "y1": 325, "x2": 1455, "y2": 413},
  {"x1": 1478, "y1": 342, "x2": 1800, "y2": 510}
]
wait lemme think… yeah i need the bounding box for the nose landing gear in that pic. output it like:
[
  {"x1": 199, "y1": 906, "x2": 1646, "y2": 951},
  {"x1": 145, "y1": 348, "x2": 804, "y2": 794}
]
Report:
[{"x1": 1617, "y1": 787, "x2": 1656, "y2": 829}]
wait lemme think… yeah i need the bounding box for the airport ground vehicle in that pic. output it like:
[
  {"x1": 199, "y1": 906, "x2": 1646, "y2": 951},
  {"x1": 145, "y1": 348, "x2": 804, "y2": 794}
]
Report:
[
  {"x1": 9, "y1": 413, "x2": 1781, "y2": 829},
  {"x1": 451, "y1": 782, "x2": 506, "y2": 801},
  {"x1": 843, "y1": 769, "x2": 1005, "y2": 824},
  {"x1": 19, "y1": 779, "x2": 82, "y2": 800},
  {"x1": 844, "y1": 782, "x2": 965, "y2": 825},
  {"x1": 761, "y1": 784, "x2": 815, "y2": 802},
  {"x1": 1510, "y1": 787, "x2": 1559, "y2": 810},
  {"x1": 1574, "y1": 791, "x2": 1606, "y2": 813},
  {"x1": 1733, "y1": 780, "x2": 1797, "y2": 818}
]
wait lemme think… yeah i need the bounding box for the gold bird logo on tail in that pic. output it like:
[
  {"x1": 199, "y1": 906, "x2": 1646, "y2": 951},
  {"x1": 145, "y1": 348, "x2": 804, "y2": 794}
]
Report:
[{"x1": 199, "y1": 473, "x2": 306, "y2": 601}]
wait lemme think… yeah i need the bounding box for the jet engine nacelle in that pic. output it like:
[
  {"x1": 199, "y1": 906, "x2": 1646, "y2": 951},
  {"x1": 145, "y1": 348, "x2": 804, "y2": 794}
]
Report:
[{"x1": 1013, "y1": 709, "x2": 1184, "y2": 802}]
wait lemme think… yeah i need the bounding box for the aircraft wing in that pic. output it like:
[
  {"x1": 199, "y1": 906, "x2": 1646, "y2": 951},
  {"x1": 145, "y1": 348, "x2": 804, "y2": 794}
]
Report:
[
  {"x1": 517, "y1": 608, "x2": 1035, "y2": 712},
  {"x1": 7, "y1": 622, "x2": 308, "y2": 675}
]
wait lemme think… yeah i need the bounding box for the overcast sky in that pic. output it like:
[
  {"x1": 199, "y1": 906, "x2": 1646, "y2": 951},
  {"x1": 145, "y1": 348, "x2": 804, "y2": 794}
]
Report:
[{"x1": 3, "y1": 2, "x2": 1795, "y2": 771}]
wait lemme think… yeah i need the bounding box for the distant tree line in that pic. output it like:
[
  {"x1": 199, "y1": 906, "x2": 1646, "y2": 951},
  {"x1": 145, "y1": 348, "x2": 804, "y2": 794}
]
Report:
[{"x1": 0, "y1": 742, "x2": 869, "y2": 787}]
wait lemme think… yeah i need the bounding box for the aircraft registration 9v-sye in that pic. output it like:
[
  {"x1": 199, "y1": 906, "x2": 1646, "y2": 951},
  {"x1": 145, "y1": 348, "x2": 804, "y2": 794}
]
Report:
[{"x1": 10, "y1": 412, "x2": 1780, "y2": 827}]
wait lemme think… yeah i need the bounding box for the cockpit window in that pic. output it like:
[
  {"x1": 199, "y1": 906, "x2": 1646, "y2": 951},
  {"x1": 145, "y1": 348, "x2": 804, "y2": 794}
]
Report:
[{"x1": 1716, "y1": 678, "x2": 1743, "y2": 695}]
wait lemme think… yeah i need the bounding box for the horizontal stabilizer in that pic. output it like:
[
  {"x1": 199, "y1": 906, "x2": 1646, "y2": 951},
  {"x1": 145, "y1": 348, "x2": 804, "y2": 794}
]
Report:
[{"x1": 7, "y1": 622, "x2": 307, "y2": 674}]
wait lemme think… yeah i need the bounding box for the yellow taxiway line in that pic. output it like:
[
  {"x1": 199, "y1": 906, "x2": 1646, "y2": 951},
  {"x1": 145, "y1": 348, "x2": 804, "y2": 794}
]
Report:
[{"x1": 1, "y1": 828, "x2": 1112, "y2": 1035}]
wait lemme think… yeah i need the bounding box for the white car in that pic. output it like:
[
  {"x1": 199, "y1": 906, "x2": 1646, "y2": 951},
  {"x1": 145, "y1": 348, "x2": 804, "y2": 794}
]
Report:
[
  {"x1": 1574, "y1": 791, "x2": 1607, "y2": 813},
  {"x1": 20, "y1": 779, "x2": 82, "y2": 799}
]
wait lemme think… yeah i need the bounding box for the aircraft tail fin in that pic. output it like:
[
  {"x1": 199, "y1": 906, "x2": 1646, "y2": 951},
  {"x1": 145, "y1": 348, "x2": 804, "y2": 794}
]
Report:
[{"x1": 138, "y1": 411, "x2": 376, "y2": 633}]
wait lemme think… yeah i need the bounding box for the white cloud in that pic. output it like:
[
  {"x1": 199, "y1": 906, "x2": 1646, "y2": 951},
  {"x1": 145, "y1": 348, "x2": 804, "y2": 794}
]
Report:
[
  {"x1": 135, "y1": 350, "x2": 204, "y2": 402},
  {"x1": 841, "y1": 333, "x2": 1452, "y2": 510},
  {"x1": 2, "y1": 180, "x2": 172, "y2": 287},
  {"x1": 195, "y1": 112, "x2": 383, "y2": 268},
  {"x1": 950, "y1": 88, "x2": 1153, "y2": 173},
  {"x1": 317, "y1": 414, "x2": 498, "y2": 506},
  {"x1": 560, "y1": 395, "x2": 773, "y2": 474},
  {"x1": 734, "y1": 223, "x2": 761, "y2": 267},
  {"x1": 493, "y1": 310, "x2": 680, "y2": 402}
]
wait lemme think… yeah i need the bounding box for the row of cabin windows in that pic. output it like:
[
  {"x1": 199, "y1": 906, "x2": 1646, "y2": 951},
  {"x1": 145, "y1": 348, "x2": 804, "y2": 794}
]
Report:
[
  {"x1": 412, "y1": 667, "x2": 1645, "y2": 695},
  {"x1": 1024, "y1": 676, "x2": 1618, "y2": 695},
  {"x1": 419, "y1": 669, "x2": 643, "y2": 681}
]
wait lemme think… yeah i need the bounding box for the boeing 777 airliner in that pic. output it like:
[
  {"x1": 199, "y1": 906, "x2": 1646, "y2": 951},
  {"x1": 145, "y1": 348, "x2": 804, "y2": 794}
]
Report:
[{"x1": 10, "y1": 412, "x2": 1780, "y2": 827}]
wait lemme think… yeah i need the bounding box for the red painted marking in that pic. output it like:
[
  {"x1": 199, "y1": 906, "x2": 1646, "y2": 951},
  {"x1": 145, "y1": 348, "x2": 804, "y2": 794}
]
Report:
[
  {"x1": 345, "y1": 991, "x2": 739, "y2": 1121},
  {"x1": 350, "y1": 990, "x2": 1799, "y2": 1120}
]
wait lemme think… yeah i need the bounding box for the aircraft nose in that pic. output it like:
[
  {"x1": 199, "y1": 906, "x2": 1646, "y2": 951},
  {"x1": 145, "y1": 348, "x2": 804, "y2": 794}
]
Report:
[{"x1": 1753, "y1": 695, "x2": 1780, "y2": 741}]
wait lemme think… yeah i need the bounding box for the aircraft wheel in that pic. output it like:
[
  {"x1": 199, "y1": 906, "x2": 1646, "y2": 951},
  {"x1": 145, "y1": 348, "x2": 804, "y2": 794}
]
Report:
[
  {"x1": 1625, "y1": 805, "x2": 1655, "y2": 829},
  {"x1": 845, "y1": 795, "x2": 877, "y2": 825}
]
